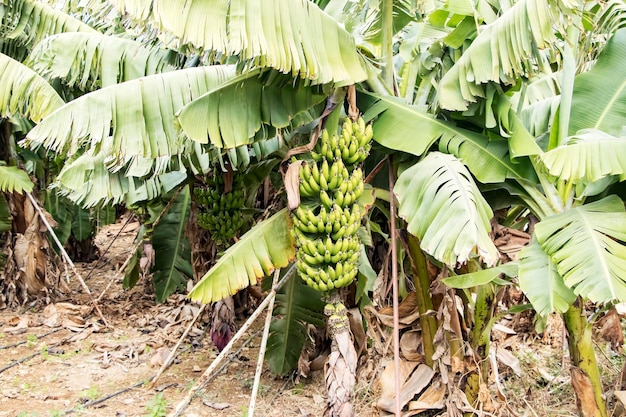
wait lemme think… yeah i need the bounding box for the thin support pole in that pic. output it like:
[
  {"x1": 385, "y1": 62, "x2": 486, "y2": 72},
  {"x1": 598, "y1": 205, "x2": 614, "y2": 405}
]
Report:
[
  {"x1": 168, "y1": 264, "x2": 296, "y2": 417},
  {"x1": 388, "y1": 158, "x2": 401, "y2": 416},
  {"x1": 248, "y1": 268, "x2": 280, "y2": 417},
  {"x1": 26, "y1": 193, "x2": 108, "y2": 327}
]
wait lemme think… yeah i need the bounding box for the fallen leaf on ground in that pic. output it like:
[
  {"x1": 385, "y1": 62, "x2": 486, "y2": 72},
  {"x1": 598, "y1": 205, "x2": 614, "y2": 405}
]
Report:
[{"x1": 202, "y1": 400, "x2": 230, "y2": 410}]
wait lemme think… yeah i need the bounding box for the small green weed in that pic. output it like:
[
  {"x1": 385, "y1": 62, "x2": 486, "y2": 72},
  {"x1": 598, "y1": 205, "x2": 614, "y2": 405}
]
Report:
[
  {"x1": 80, "y1": 386, "x2": 101, "y2": 401},
  {"x1": 26, "y1": 334, "x2": 37, "y2": 347},
  {"x1": 144, "y1": 393, "x2": 167, "y2": 417}
]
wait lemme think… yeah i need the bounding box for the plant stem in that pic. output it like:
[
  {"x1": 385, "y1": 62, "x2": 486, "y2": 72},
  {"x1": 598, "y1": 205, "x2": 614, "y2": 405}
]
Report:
[
  {"x1": 468, "y1": 260, "x2": 494, "y2": 382},
  {"x1": 405, "y1": 234, "x2": 436, "y2": 367},
  {"x1": 562, "y1": 302, "x2": 608, "y2": 417},
  {"x1": 380, "y1": 0, "x2": 394, "y2": 91}
]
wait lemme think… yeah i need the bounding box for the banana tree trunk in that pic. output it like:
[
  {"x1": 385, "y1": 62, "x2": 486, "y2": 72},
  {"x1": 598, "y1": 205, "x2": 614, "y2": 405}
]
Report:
[
  {"x1": 562, "y1": 302, "x2": 608, "y2": 417},
  {"x1": 406, "y1": 234, "x2": 437, "y2": 367},
  {"x1": 324, "y1": 294, "x2": 357, "y2": 417}
]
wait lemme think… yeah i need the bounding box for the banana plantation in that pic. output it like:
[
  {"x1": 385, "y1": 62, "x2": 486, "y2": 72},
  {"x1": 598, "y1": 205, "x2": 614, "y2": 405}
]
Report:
[{"x1": 3, "y1": 0, "x2": 626, "y2": 415}]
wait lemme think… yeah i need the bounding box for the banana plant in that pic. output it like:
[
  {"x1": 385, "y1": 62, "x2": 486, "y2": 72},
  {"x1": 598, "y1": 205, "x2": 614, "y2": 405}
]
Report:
[{"x1": 390, "y1": 24, "x2": 626, "y2": 417}]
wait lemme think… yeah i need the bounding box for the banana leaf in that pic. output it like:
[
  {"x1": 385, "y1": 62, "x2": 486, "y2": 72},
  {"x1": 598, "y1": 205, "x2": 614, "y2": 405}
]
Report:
[
  {"x1": 535, "y1": 195, "x2": 626, "y2": 303},
  {"x1": 0, "y1": 164, "x2": 33, "y2": 194},
  {"x1": 266, "y1": 272, "x2": 325, "y2": 375},
  {"x1": 395, "y1": 152, "x2": 499, "y2": 267},
  {"x1": 151, "y1": 186, "x2": 193, "y2": 302},
  {"x1": 188, "y1": 208, "x2": 296, "y2": 304}
]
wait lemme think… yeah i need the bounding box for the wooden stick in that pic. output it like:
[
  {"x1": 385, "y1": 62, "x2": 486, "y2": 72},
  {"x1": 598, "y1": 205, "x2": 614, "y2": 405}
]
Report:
[
  {"x1": 148, "y1": 303, "x2": 206, "y2": 388},
  {"x1": 26, "y1": 193, "x2": 108, "y2": 327},
  {"x1": 248, "y1": 269, "x2": 280, "y2": 417},
  {"x1": 388, "y1": 157, "x2": 402, "y2": 417},
  {"x1": 168, "y1": 265, "x2": 296, "y2": 417}
]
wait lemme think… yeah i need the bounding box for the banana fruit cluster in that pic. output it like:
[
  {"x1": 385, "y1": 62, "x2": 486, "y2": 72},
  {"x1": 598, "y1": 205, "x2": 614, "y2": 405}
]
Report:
[
  {"x1": 194, "y1": 174, "x2": 245, "y2": 244},
  {"x1": 293, "y1": 118, "x2": 372, "y2": 292}
]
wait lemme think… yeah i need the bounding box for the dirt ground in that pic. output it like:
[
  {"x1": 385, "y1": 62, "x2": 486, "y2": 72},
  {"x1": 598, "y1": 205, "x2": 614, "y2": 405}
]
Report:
[
  {"x1": 0, "y1": 220, "x2": 623, "y2": 417},
  {"x1": 0, "y1": 220, "x2": 335, "y2": 417}
]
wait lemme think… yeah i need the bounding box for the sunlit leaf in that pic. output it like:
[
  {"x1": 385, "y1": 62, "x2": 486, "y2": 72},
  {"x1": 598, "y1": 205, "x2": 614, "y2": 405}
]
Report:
[
  {"x1": 0, "y1": 53, "x2": 64, "y2": 122},
  {"x1": 518, "y1": 238, "x2": 575, "y2": 316},
  {"x1": 535, "y1": 196, "x2": 626, "y2": 303},
  {"x1": 114, "y1": 0, "x2": 367, "y2": 85},
  {"x1": 188, "y1": 209, "x2": 296, "y2": 303},
  {"x1": 395, "y1": 152, "x2": 499, "y2": 267},
  {"x1": 0, "y1": 164, "x2": 34, "y2": 194}
]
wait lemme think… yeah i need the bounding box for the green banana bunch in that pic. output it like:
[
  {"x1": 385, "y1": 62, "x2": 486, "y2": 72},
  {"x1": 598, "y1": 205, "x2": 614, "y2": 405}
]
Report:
[
  {"x1": 194, "y1": 172, "x2": 245, "y2": 244},
  {"x1": 293, "y1": 117, "x2": 372, "y2": 293}
]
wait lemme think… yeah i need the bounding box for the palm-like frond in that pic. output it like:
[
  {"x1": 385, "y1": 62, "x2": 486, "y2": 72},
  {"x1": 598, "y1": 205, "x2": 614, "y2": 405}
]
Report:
[
  {"x1": 395, "y1": 152, "x2": 499, "y2": 267},
  {"x1": 0, "y1": 52, "x2": 64, "y2": 122},
  {"x1": 569, "y1": 28, "x2": 626, "y2": 136},
  {"x1": 438, "y1": 0, "x2": 579, "y2": 111},
  {"x1": 266, "y1": 273, "x2": 325, "y2": 375},
  {"x1": 535, "y1": 195, "x2": 626, "y2": 303},
  {"x1": 0, "y1": 164, "x2": 33, "y2": 194},
  {"x1": 359, "y1": 91, "x2": 535, "y2": 183},
  {"x1": 177, "y1": 70, "x2": 328, "y2": 148},
  {"x1": 113, "y1": 0, "x2": 367, "y2": 85},
  {"x1": 188, "y1": 209, "x2": 296, "y2": 304},
  {"x1": 540, "y1": 130, "x2": 626, "y2": 183},
  {"x1": 1, "y1": 0, "x2": 97, "y2": 58},
  {"x1": 23, "y1": 65, "x2": 238, "y2": 169},
  {"x1": 52, "y1": 151, "x2": 189, "y2": 207},
  {"x1": 27, "y1": 32, "x2": 178, "y2": 90},
  {"x1": 518, "y1": 237, "x2": 575, "y2": 316}
]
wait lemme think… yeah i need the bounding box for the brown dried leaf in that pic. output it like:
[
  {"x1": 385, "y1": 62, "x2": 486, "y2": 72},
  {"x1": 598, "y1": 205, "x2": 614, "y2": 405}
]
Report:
[
  {"x1": 43, "y1": 302, "x2": 91, "y2": 328},
  {"x1": 376, "y1": 364, "x2": 435, "y2": 413},
  {"x1": 347, "y1": 308, "x2": 367, "y2": 357},
  {"x1": 408, "y1": 379, "x2": 445, "y2": 413},
  {"x1": 594, "y1": 307, "x2": 623, "y2": 351},
  {"x1": 400, "y1": 330, "x2": 423, "y2": 362},
  {"x1": 202, "y1": 400, "x2": 230, "y2": 410},
  {"x1": 571, "y1": 367, "x2": 600, "y2": 417},
  {"x1": 378, "y1": 360, "x2": 420, "y2": 402},
  {"x1": 494, "y1": 344, "x2": 522, "y2": 376},
  {"x1": 285, "y1": 160, "x2": 303, "y2": 210},
  {"x1": 149, "y1": 347, "x2": 171, "y2": 368}
]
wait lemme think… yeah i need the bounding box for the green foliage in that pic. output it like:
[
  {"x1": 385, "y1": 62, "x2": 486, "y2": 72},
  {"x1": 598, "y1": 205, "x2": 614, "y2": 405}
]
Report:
[
  {"x1": 27, "y1": 32, "x2": 179, "y2": 90},
  {"x1": 569, "y1": 28, "x2": 626, "y2": 136},
  {"x1": 0, "y1": 53, "x2": 64, "y2": 123},
  {"x1": 188, "y1": 209, "x2": 296, "y2": 304},
  {"x1": 534, "y1": 195, "x2": 626, "y2": 303},
  {"x1": 395, "y1": 152, "x2": 499, "y2": 267},
  {"x1": 115, "y1": 0, "x2": 367, "y2": 85},
  {"x1": 266, "y1": 271, "x2": 325, "y2": 375},
  {"x1": 518, "y1": 238, "x2": 576, "y2": 316},
  {"x1": 151, "y1": 186, "x2": 193, "y2": 302},
  {"x1": 0, "y1": 164, "x2": 33, "y2": 194},
  {"x1": 143, "y1": 393, "x2": 167, "y2": 417},
  {"x1": 178, "y1": 70, "x2": 329, "y2": 149}
]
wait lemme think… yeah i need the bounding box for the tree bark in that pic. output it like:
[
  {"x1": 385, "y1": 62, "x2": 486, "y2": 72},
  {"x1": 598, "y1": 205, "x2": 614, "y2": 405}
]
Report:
[{"x1": 562, "y1": 302, "x2": 608, "y2": 417}]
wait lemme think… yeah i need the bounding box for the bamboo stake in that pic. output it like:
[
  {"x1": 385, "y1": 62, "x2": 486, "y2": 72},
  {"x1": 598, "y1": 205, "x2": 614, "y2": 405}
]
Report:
[
  {"x1": 248, "y1": 269, "x2": 280, "y2": 417},
  {"x1": 388, "y1": 158, "x2": 402, "y2": 417},
  {"x1": 148, "y1": 304, "x2": 206, "y2": 389},
  {"x1": 26, "y1": 193, "x2": 108, "y2": 327},
  {"x1": 169, "y1": 265, "x2": 296, "y2": 417}
]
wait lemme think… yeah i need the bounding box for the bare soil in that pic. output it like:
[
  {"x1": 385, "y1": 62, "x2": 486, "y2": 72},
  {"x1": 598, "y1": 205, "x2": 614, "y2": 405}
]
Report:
[
  {"x1": 0, "y1": 221, "x2": 332, "y2": 417},
  {"x1": 0, "y1": 220, "x2": 623, "y2": 417}
]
